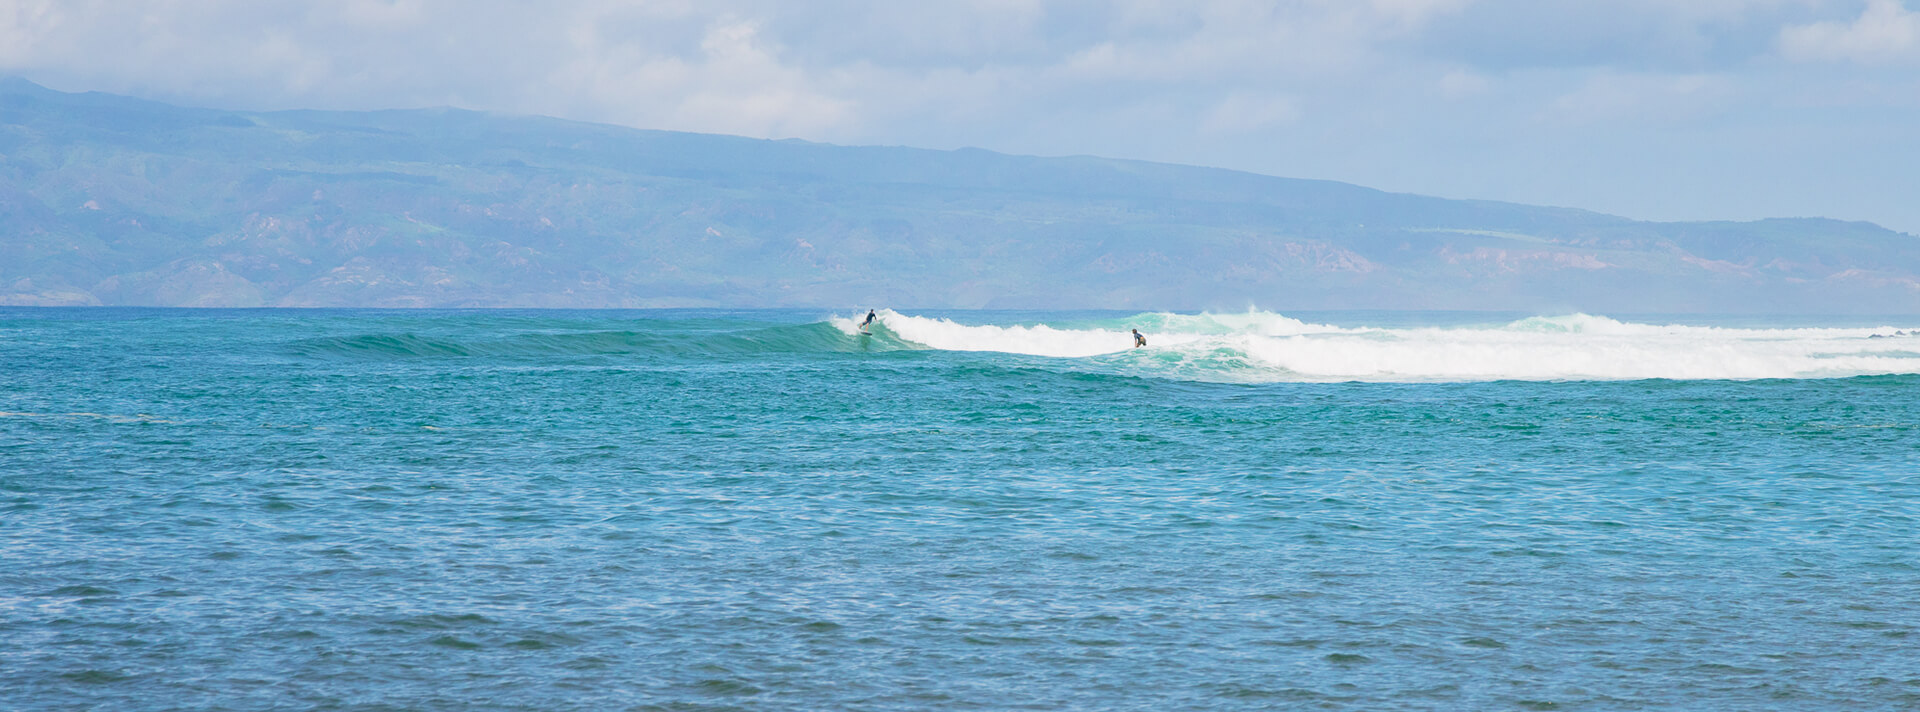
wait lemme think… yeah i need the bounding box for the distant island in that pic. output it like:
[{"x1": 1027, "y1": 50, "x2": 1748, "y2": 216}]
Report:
[{"x1": 3, "y1": 77, "x2": 1916, "y2": 312}]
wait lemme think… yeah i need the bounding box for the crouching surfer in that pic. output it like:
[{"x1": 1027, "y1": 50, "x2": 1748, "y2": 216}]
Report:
[{"x1": 1132, "y1": 328, "x2": 1147, "y2": 348}]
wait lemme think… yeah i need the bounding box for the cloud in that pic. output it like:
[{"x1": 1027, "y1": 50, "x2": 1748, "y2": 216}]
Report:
[
  {"x1": 1779, "y1": 0, "x2": 1920, "y2": 64},
  {"x1": 1436, "y1": 68, "x2": 1492, "y2": 98},
  {"x1": 1200, "y1": 92, "x2": 1301, "y2": 134},
  {"x1": 0, "y1": 0, "x2": 55, "y2": 65},
  {"x1": 549, "y1": 14, "x2": 854, "y2": 138},
  {"x1": 1545, "y1": 71, "x2": 1733, "y2": 123},
  {"x1": 1406, "y1": 0, "x2": 1875, "y2": 76},
  {"x1": 1049, "y1": 4, "x2": 1407, "y2": 84}
]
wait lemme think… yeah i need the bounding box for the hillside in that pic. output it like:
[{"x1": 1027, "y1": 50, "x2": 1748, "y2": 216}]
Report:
[{"x1": 3, "y1": 78, "x2": 1916, "y2": 312}]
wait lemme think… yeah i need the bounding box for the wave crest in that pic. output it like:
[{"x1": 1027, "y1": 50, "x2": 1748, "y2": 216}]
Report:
[{"x1": 871, "y1": 310, "x2": 1920, "y2": 382}]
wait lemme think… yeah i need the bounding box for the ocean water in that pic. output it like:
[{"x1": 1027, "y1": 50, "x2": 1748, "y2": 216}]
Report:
[{"x1": 4, "y1": 307, "x2": 1920, "y2": 711}]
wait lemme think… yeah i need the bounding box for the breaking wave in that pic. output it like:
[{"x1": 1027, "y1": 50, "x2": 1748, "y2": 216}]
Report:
[
  {"x1": 854, "y1": 310, "x2": 1920, "y2": 382},
  {"x1": 281, "y1": 309, "x2": 1920, "y2": 382}
]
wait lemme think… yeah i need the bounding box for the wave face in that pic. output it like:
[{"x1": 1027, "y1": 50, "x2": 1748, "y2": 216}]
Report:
[
  {"x1": 863, "y1": 310, "x2": 1920, "y2": 382},
  {"x1": 287, "y1": 319, "x2": 916, "y2": 361}
]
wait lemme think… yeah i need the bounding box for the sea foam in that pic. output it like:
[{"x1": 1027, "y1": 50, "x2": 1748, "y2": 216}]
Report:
[{"x1": 854, "y1": 310, "x2": 1920, "y2": 382}]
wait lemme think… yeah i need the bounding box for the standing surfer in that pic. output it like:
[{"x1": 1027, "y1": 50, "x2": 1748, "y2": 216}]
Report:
[{"x1": 860, "y1": 309, "x2": 878, "y2": 334}]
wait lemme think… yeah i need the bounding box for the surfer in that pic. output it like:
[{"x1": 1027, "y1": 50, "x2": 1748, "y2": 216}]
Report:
[
  {"x1": 860, "y1": 309, "x2": 877, "y2": 333},
  {"x1": 1132, "y1": 329, "x2": 1146, "y2": 348}
]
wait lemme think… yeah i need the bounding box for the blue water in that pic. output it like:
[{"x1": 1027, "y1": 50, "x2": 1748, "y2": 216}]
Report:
[{"x1": 4, "y1": 308, "x2": 1919, "y2": 710}]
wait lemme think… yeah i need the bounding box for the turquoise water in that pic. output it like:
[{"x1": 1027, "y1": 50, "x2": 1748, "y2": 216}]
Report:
[{"x1": 4, "y1": 308, "x2": 1920, "y2": 710}]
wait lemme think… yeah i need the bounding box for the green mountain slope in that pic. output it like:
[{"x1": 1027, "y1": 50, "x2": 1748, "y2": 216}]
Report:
[{"x1": 3, "y1": 78, "x2": 1915, "y2": 312}]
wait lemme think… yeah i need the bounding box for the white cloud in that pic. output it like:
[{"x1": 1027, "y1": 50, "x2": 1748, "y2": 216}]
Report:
[
  {"x1": 1436, "y1": 68, "x2": 1491, "y2": 98},
  {"x1": 1200, "y1": 92, "x2": 1301, "y2": 134},
  {"x1": 1366, "y1": 0, "x2": 1475, "y2": 27},
  {"x1": 1044, "y1": 0, "x2": 1470, "y2": 83},
  {"x1": 1779, "y1": 0, "x2": 1920, "y2": 64},
  {"x1": 1545, "y1": 71, "x2": 1733, "y2": 123},
  {"x1": 2, "y1": 1, "x2": 1470, "y2": 126},
  {"x1": 337, "y1": 0, "x2": 429, "y2": 29},
  {"x1": 554, "y1": 17, "x2": 855, "y2": 138},
  {"x1": 0, "y1": 0, "x2": 58, "y2": 65}
]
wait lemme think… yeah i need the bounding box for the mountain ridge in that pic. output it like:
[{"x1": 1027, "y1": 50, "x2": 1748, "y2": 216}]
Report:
[{"x1": 2, "y1": 78, "x2": 1915, "y2": 312}]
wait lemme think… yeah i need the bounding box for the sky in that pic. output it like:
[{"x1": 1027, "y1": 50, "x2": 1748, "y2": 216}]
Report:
[{"x1": 3, "y1": 0, "x2": 1918, "y2": 233}]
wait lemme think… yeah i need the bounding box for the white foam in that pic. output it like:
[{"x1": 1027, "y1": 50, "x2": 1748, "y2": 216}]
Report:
[
  {"x1": 876, "y1": 311, "x2": 1169, "y2": 357},
  {"x1": 863, "y1": 310, "x2": 1920, "y2": 382}
]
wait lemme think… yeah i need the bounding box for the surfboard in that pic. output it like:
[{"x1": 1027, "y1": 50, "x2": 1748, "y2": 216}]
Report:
[{"x1": 860, "y1": 331, "x2": 873, "y2": 336}]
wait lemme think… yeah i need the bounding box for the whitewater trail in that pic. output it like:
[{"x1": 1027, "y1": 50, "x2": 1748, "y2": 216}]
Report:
[
  {"x1": 836, "y1": 310, "x2": 1212, "y2": 357},
  {"x1": 842, "y1": 310, "x2": 1920, "y2": 382}
]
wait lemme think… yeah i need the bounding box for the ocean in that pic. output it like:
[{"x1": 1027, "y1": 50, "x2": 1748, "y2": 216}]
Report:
[{"x1": 4, "y1": 307, "x2": 1919, "y2": 710}]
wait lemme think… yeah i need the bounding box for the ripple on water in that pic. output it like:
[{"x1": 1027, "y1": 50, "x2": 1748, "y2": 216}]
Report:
[{"x1": 6, "y1": 310, "x2": 1920, "y2": 711}]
